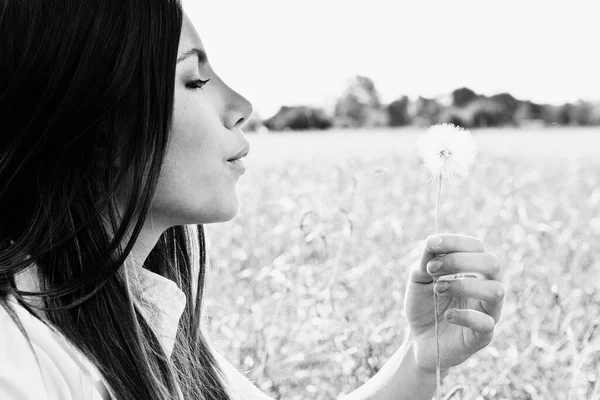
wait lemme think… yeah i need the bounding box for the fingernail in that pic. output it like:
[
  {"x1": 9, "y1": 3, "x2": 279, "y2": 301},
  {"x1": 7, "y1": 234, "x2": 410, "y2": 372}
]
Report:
[
  {"x1": 445, "y1": 310, "x2": 456, "y2": 319},
  {"x1": 436, "y1": 281, "x2": 449, "y2": 293},
  {"x1": 428, "y1": 235, "x2": 443, "y2": 248},
  {"x1": 428, "y1": 258, "x2": 443, "y2": 273}
]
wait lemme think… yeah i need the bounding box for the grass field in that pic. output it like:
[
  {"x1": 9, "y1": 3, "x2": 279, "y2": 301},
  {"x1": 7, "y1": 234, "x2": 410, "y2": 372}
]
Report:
[{"x1": 204, "y1": 127, "x2": 600, "y2": 400}]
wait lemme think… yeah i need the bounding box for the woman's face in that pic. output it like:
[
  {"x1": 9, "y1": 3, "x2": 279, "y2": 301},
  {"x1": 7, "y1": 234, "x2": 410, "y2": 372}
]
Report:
[{"x1": 150, "y1": 12, "x2": 253, "y2": 228}]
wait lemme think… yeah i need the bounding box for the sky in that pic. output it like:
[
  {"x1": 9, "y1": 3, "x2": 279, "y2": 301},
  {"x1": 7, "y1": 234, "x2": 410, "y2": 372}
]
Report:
[{"x1": 182, "y1": 0, "x2": 600, "y2": 118}]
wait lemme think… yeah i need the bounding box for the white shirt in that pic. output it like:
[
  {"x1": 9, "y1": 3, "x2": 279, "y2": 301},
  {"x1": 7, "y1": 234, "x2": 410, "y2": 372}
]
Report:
[{"x1": 0, "y1": 265, "x2": 188, "y2": 400}]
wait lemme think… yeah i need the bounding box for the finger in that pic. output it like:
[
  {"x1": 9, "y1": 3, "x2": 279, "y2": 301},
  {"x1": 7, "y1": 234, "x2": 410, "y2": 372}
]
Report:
[
  {"x1": 426, "y1": 252, "x2": 501, "y2": 280},
  {"x1": 419, "y1": 234, "x2": 485, "y2": 273},
  {"x1": 409, "y1": 265, "x2": 435, "y2": 285},
  {"x1": 445, "y1": 308, "x2": 495, "y2": 340},
  {"x1": 434, "y1": 279, "x2": 505, "y2": 323},
  {"x1": 425, "y1": 234, "x2": 485, "y2": 255}
]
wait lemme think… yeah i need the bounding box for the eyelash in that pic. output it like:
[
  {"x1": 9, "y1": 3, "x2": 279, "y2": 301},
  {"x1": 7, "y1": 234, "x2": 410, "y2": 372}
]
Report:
[{"x1": 187, "y1": 78, "x2": 210, "y2": 89}]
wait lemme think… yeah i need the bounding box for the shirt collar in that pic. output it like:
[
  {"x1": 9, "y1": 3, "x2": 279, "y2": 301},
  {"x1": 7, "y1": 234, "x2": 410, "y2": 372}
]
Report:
[
  {"x1": 130, "y1": 266, "x2": 187, "y2": 358},
  {"x1": 14, "y1": 262, "x2": 187, "y2": 359}
]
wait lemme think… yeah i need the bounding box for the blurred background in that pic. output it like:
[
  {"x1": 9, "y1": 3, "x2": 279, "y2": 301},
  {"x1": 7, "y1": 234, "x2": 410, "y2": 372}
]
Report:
[
  {"x1": 183, "y1": 1, "x2": 600, "y2": 399},
  {"x1": 185, "y1": 0, "x2": 600, "y2": 132}
]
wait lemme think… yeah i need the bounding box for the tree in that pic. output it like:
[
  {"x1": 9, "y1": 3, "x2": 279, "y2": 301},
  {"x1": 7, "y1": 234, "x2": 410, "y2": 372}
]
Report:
[
  {"x1": 387, "y1": 96, "x2": 411, "y2": 127},
  {"x1": 513, "y1": 100, "x2": 543, "y2": 126},
  {"x1": 413, "y1": 97, "x2": 442, "y2": 126},
  {"x1": 540, "y1": 104, "x2": 572, "y2": 126},
  {"x1": 567, "y1": 101, "x2": 600, "y2": 126},
  {"x1": 451, "y1": 87, "x2": 477, "y2": 108},
  {"x1": 262, "y1": 106, "x2": 332, "y2": 131},
  {"x1": 334, "y1": 76, "x2": 385, "y2": 128},
  {"x1": 487, "y1": 93, "x2": 520, "y2": 126}
]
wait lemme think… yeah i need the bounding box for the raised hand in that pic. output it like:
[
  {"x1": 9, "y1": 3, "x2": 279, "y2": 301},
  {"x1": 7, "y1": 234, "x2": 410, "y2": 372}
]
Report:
[{"x1": 404, "y1": 234, "x2": 505, "y2": 373}]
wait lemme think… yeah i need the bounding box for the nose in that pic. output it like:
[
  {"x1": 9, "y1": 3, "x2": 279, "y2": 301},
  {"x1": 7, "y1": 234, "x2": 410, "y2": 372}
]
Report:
[{"x1": 223, "y1": 85, "x2": 253, "y2": 131}]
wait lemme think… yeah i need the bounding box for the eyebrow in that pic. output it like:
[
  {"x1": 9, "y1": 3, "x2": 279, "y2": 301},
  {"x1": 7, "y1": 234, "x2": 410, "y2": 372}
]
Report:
[{"x1": 176, "y1": 48, "x2": 208, "y2": 65}]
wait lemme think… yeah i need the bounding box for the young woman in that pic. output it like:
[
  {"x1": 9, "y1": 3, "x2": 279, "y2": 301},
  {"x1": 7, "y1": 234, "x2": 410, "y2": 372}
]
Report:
[{"x1": 0, "y1": 1, "x2": 505, "y2": 399}]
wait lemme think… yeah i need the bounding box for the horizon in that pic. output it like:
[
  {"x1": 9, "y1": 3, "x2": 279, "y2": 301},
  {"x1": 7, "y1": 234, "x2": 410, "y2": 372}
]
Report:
[{"x1": 183, "y1": 0, "x2": 600, "y2": 117}]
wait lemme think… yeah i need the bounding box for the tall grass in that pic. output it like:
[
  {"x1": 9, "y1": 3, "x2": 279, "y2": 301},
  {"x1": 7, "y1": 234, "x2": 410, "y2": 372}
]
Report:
[{"x1": 204, "y1": 128, "x2": 600, "y2": 400}]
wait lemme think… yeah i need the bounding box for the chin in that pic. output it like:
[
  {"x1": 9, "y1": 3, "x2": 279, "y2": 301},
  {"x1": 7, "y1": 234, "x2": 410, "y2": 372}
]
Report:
[
  {"x1": 202, "y1": 199, "x2": 240, "y2": 224},
  {"x1": 212, "y1": 209, "x2": 239, "y2": 223},
  {"x1": 152, "y1": 198, "x2": 240, "y2": 227}
]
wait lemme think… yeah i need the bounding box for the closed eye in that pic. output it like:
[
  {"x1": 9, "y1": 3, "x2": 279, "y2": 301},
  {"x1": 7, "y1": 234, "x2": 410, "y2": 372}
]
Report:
[{"x1": 186, "y1": 78, "x2": 210, "y2": 89}]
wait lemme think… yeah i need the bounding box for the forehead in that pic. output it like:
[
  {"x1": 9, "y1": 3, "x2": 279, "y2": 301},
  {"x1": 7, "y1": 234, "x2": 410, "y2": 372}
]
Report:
[{"x1": 178, "y1": 12, "x2": 204, "y2": 54}]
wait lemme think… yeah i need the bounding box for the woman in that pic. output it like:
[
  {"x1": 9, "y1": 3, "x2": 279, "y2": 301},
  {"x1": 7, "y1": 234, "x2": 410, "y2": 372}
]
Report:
[{"x1": 0, "y1": 1, "x2": 505, "y2": 399}]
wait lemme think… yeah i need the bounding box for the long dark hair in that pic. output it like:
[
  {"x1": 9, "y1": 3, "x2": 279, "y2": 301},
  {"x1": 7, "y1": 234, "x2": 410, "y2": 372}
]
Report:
[{"x1": 0, "y1": 0, "x2": 230, "y2": 399}]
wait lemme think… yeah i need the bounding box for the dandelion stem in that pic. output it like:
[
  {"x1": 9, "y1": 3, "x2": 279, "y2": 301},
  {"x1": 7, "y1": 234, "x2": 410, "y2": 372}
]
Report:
[
  {"x1": 434, "y1": 172, "x2": 443, "y2": 400},
  {"x1": 434, "y1": 173, "x2": 442, "y2": 235}
]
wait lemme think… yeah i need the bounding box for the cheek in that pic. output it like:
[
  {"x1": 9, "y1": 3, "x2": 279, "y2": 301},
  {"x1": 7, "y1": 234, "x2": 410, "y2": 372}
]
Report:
[
  {"x1": 152, "y1": 141, "x2": 238, "y2": 224},
  {"x1": 169, "y1": 89, "x2": 222, "y2": 185},
  {"x1": 149, "y1": 92, "x2": 239, "y2": 224},
  {"x1": 153, "y1": 154, "x2": 225, "y2": 218}
]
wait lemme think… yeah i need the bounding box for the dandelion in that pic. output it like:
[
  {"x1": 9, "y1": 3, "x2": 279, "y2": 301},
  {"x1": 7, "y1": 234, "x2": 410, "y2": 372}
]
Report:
[
  {"x1": 418, "y1": 123, "x2": 477, "y2": 400},
  {"x1": 418, "y1": 122, "x2": 477, "y2": 184},
  {"x1": 418, "y1": 123, "x2": 477, "y2": 234}
]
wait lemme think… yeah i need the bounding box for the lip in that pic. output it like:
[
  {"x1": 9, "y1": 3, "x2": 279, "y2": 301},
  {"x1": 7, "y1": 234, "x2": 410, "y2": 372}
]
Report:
[
  {"x1": 227, "y1": 159, "x2": 246, "y2": 175},
  {"x1": 227, "y1": 145, "x2": 250, "y2": 162}
]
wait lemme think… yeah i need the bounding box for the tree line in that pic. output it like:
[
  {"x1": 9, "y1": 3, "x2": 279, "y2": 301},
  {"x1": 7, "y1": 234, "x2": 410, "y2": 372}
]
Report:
[{"x1": 244, "y1": 76, "x2": 600, "y2": 132}]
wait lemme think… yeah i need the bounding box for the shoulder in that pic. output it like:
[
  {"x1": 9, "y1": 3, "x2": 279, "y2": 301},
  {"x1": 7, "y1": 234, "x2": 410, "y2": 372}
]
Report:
[
  {"x1": 0, "y1": 297, "x2": 105, "y2": 400},
  {"x1": 0, "y1": 298, "x2": 57, "y2": 399}
]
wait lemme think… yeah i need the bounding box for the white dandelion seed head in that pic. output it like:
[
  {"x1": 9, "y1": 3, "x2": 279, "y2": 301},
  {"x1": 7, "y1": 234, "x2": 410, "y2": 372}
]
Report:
[{"x1": 417, "y1": 123, "x2": 477, "y2": 182}]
